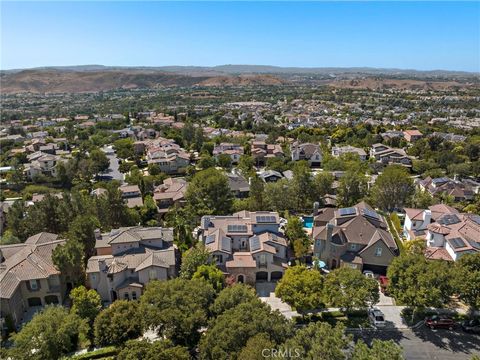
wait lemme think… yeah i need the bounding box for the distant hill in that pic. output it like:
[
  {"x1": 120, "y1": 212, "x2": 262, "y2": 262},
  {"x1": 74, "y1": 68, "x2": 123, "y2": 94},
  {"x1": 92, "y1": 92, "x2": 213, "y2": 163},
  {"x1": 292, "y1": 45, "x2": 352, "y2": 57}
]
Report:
[
  {"x1": 1, "y1": 65, "x2": 478, "y2": 94},
  {"x1": 0, "y1": 69, "x2": 286, "y2": 94}
]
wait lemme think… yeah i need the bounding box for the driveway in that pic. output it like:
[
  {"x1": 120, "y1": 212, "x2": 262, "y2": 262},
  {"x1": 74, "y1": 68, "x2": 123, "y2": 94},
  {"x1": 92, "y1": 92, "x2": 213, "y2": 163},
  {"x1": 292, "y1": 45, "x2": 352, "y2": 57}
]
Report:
[
  {"x1": 354, "y1": 327, "x2": 480, "y2": 360},
  {"x1": 256, "y1": 282, "x2": 299, "y2": 319}
]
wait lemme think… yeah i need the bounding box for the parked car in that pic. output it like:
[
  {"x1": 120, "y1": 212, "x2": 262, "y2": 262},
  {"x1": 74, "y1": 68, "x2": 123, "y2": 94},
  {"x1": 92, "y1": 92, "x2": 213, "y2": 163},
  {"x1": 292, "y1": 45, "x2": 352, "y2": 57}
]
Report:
[
  {"x1": 461, "y1": 319, "x2": 480, "y2": 334},
  {"x1": 363, "y1": 270, "x2": 375, "y2": 279},
  {"x1": 424, "y1": 315, "x2": 456, "y2": 330},
  {"x1": 378, "y1": 276, "x2": 389, "y2": 295},
  {"x1": 368, "y1": 308, "x2": 386, "y2": 328}
]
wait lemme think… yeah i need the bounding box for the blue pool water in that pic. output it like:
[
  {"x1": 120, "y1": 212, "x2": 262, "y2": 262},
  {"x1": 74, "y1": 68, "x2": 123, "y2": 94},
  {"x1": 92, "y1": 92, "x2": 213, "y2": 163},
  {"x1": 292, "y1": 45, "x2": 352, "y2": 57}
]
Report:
[{"x1": 302, "y1": 216, "x2": 314, "y2": 229}]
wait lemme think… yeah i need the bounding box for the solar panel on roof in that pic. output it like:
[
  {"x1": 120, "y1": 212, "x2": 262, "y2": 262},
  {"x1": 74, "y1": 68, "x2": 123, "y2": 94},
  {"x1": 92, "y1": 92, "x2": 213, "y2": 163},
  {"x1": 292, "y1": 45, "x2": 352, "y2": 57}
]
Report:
[
  {"x1": 205, "y1": 235, "x2": 215, "y2": 245},
  {"x1": 227, "y1": 224, "x2": 248, "y2": 233},
  {"x1": 339, "y1": 207, "x2": 356, "y2": 216},
  {"x1": 438, "y1": 214, "x2": 460, "y2": 226},
  {"x1": 256, "y1": 215, "x2": 276, "y2": 223},
  {"x1": 250, "y1": 236, "x2": 261, "y2": 251},
  {"x1": 450, "y1": 237, "x2": 466, "y2": 249},
  {"x1": 471, "y1": 215, "x2": 480, "y2": 226},
  {"x1": 362, "y1": 208, "x2": 380, "y2": 220}
]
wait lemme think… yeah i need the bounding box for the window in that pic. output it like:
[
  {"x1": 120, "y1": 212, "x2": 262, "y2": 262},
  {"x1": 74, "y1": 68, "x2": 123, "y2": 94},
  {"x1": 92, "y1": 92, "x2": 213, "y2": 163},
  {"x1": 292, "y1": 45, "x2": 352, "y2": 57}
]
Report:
[
  {"x1": 124, "y1": 293, "x2": 129, "y2": 300},
  {"x1": 375, "y1": 247, "x2": 382, "y2": 257},
  {"x1": 29, "y1": 279, "x2": 39, "y2": 291},
  {"x1": 132, "y1": 291, "x2": 137, "y2": 300},
  {"x1": 91, "y1": 274, "x2": 97, "y2": 281},
  {"x1": 260, "y1": 254, "x2": 267, "y2": 265},
  {"x1": 214, "y1": 254, "x2": 223, "y2": 264},
  {"x1": 149, "y1": 269, "x2": 157, "y2": 280},
  {"x1": 350, "y1": 244, "x2": 357, "y2": 251}
]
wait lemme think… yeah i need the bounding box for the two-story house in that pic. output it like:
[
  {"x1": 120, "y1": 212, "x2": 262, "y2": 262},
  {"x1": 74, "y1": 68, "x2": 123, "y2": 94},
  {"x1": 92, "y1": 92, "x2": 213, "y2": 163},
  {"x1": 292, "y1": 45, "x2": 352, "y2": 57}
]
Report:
[
  {"x1": 199, "y1": 211, "x2": 288, "y2": 285},
  {"x1": 0, "y1": 232, "x2": 67, "y2": 327},
  {"x1": 331, "y1": 145, "x2": 367, "y2": 161},
  {"x1": 119, "y1": 184, "x2": 144, "y2": 208},
  {"x1": 213, "y1": 143, "x2": 244, "y2": 164},
  {"x1": 250, "y1": 141, "x2": 284, "y2": 166},
  {"x1": 403, "y1": 204, "x2": 480, "y2": 261},
  {"x1": 312, "y1": 202, "x2": 399, "y2": 274},
  {"x1": 87, "y1": 227, "x2": 178, "y2": 303},
  {"x1": 369, "y1": 144, "x2": 412, "y2": 167},
  {"x1": 153, "y1": 177, "x2": 188, "y2": 217},
  {"x1": 417, "y1": 177, "x2": 474, "y2": 202},
  {"x1": 290, "y1": 142, "x2": 322, "y2": 167}
]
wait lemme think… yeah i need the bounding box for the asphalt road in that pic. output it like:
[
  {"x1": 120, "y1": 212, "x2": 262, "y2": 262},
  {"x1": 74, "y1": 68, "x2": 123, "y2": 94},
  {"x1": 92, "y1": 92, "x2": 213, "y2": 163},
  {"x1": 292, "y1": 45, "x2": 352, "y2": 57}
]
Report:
[
  {"x1": 353, "y1": 326, "x2": 480, "y2": 360},
  {"x1": 100, "y1": 146, "x2": 124, "y2": 182}
]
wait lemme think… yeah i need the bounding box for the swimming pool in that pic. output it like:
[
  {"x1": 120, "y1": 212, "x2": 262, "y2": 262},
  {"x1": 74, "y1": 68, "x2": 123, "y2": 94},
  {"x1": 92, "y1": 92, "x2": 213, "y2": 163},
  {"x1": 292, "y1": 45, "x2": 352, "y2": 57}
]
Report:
[{"x1": 302, "y1": 216, "x2": 314, "y2": 229}]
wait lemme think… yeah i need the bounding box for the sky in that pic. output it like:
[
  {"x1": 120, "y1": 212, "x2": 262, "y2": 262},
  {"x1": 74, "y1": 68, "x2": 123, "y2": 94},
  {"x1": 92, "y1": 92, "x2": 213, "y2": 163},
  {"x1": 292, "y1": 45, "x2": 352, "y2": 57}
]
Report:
[{"x1": 1, "y1": 1, "x2": 479, "y2": 72}]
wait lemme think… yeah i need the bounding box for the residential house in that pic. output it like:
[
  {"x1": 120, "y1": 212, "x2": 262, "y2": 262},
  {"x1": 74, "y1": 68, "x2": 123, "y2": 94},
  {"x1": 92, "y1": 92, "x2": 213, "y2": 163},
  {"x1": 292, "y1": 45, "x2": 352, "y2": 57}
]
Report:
[
  {"x1": 119, "y1": 184, "x2": 144, "y2": 208},
  {"x1": 24, "y1": 152, "x2": 64, "y2": 179},
  {"x1": 213, "y1": 143, "x2": 244, "y2": 164},
  {"x1": 369, "y1": 144, "x2": 412, "y2": 167},
  {"x1": 331, "y1": 145, "x2": 367, "y2": 161},
  {"x1": 403, "y1": 130, "x2": 423, "y2": 142},
  {"x1": 145, "y1": 139, "x2": 190, "y2": 174},
  {"x1": 227, "y1": 173, "x2": 250, "y2": 198},
  {"x1": 250, "y1": 141, "x2": 284, "y2": 166},
  {"x1": 199, "y1": 211, "x2": 288, "y2": 284},
  {"x1": 0, "y1": 233, "x2": 67, "y2": 327},
  {"x1": 153, "y1": 178, "x2": 188, "y2": 216},
  {"x1": 259, "y1": 170, "x2": 283, "y2": 183},
  {"x1": 312, "y1": 202, "x2": 399, "y2": 274},
  {"x1": 290, "y1": 142, "x2": 322, "y2": 167},
  {"x1": 403, "y1": 204, "x2": 480, "y2": 261},
  {"x1": 87, "y1": 227, "x2": 178, "y2": 303},
  {"x1": 417, "y1": 177, "x2": 474, "y2": 202}
]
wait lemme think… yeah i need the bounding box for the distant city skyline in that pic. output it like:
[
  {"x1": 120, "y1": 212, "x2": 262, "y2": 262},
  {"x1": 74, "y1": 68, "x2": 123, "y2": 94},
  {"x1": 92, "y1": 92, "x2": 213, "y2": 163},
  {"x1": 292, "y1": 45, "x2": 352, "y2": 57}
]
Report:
[{"x1": 1, "y1": 1, "x2": 479, "y2": 72}]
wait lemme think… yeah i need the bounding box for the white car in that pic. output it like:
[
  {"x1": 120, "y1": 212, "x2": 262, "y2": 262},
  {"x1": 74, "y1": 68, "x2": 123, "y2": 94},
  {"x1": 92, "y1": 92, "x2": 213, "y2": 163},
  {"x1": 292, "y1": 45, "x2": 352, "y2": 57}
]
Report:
[
  {"x1": 368, "y1": 308, "x2": 386, "y2": 328},
  {"x1": 363, "y1": 270, "x2": 375, "y2": 279}
]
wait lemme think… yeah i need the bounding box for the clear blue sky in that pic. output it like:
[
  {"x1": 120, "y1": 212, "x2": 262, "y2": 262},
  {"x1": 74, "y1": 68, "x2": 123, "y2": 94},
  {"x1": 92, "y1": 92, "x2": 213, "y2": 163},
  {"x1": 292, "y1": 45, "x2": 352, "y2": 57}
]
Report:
[{"x1": 1, "y1": 1, "x2": 479, "y2": 72}]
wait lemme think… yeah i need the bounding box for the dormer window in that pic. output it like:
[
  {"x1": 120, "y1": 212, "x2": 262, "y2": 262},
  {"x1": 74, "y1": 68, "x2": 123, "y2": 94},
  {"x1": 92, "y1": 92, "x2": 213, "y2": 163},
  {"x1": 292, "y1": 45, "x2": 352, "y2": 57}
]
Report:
[{"x1": 375, "y1": 247, "x2": 382, "y2": 257}]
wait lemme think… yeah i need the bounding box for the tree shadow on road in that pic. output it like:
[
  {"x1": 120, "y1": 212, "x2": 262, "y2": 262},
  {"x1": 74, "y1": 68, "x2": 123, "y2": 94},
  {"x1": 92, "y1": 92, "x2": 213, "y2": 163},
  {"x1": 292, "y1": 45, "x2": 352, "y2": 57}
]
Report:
[{"x1": 412, "y1": 325, "x2": 480, "y2": 354}]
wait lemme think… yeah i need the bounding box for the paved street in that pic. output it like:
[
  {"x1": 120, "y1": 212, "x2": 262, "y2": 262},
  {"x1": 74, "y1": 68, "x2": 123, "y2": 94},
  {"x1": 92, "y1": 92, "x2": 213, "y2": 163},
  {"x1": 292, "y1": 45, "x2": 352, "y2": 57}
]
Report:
[
  {"x1": 354, "y1": 327, "x2": 480, "y2": 360},
  {"x1": 100, "y1": 146, "x2": 124, "y2": 182}
]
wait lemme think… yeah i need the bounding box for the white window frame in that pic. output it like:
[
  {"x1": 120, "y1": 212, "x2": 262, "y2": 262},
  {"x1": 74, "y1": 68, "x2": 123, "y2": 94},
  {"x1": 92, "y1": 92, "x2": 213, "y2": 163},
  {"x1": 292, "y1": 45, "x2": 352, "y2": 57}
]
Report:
[{"x1": 375, "y1": 247, "x2": 382, "y2": 257}]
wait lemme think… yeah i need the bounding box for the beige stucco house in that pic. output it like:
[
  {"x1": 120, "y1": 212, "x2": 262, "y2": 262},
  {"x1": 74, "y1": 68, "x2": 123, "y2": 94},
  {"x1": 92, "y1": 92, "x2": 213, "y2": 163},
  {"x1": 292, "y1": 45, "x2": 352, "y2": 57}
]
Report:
[
  {"x1": 0, "y1": 232, "x2": 67, "y2": 327},
  {"x1": 199, "y1": 211, "x2": 288, "y2": 285},
  {"x1": 87, "y1": 227, "x2": 178, "y2": 303}
]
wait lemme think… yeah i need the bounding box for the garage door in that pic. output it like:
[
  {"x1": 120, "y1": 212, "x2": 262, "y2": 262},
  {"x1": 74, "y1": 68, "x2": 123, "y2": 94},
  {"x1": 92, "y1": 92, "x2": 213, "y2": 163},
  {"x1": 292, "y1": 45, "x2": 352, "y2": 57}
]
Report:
[
  {"x1": 256, "y1": 271, "x2": 268, "y2": 282},
  {"x1": 27, "y1": 297, "x2": 42, "y2": 307},
  {"x1": 271, "y1": 271, "x2": 283, "y2": 281},
  {"x1": 362, "y1": 264, "x2": 387, "y2": 276}
]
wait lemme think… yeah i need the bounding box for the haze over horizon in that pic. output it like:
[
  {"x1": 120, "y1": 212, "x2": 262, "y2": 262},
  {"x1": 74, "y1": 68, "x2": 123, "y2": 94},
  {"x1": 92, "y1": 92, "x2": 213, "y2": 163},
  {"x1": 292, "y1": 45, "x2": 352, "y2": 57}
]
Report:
[{"x1": 1, "y1": 1, "x2": 479, "y2": 72}]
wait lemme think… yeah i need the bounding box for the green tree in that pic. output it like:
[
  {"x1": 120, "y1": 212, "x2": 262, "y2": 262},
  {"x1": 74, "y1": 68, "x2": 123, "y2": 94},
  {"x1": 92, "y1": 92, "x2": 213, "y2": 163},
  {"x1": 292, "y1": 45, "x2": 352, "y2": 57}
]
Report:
[
  {"x1": 8, "y1": 306, "x2": 88, "y2": 360},
  {"x1": 117, "y1": 339, "x2": 190, "y2": 360},
  {"x1": 52, "y1": 238, "x2": 85, "y2": 286},
  {"x1": 275, "y1": 266, "x2": 324, "y2": 315},
  {"x1": 285, "y1": 216, "x2": 307, "y2": 242},
  {"x1": 94, "y1": 300, "x2": 142, "y2": 347},
  {"x1": 140, "y1": 279, "x2": 216, "y2": 347},
  {"x1": 455, "y1": 253, "x2": 480, "y2": 311},
  {"x1": 291, "y1": 161, "x2": 315, "y2": 212},
  {"x1": 0, "y1": 230, "x2": 20, "y2": 245},
  {"x1": 88, "y1": 149, "x2": 110, "y2": 176},
  {"x1": 281, "y1": 322, "x2": 349, "y2": 360},
  {"x1": 217, "y1": 154, "x2": 233, "y2": 169},
  {"x1": 180, "y1": 242, "x2": 211, "y2": 279},
  {"x1": 238, "y1": 333, "x2": 275, "y2": 360},
  {"x1": 323, "y1": 267, "x2": 379, "y2": 311},
  {"x1": 113, "y1": 138, "x2": 134, "y2": 159},
  {"x1": 192, "y1": 264, "x2": 225, "y2": 292},
  {"x1": 352, "y1": 339, "x2": 404, "y2": 360},
  {"x1": 185, "y1": 168, "x2": 233, "y2": 216},
  {"x1": 387, "y1": 254, "x2": 455, "y2": 319},
  {"x1": 140, "y1": 195, "x2": 159, "y2": 224},
  {"x1": 264, "y1": 179, "x2": 294, "y2": 212},
  {"x1": 68, "y1": 214, "x2": 100, "y2": 259},
  {"x1": 70, "y1": 286, "x2": 102, "y2": 342},
  {"x1": 198, "y1": 154, "x2": 216, "y2": 169},
  {"x1": 371, "y1": 165, "x2": 415, "y2": 211},
  {"x1": 314, "y1": 171, "x2": 334, "y2": 198},
  {"x1": 237, "y1": 155, "x2": 255, "y2": 177},
  {"x1": 199, "y1": 301, "x2": 293, "y2": 360},
  {"x1": 247, "y1": 175, "x2": 265, "y2": 211},
  {"x1": 210, "y1": 283, "x2": 258, "y2": 316},
  {"x1": 337, "y1": 171, "x2": 368, "y2": 207}
]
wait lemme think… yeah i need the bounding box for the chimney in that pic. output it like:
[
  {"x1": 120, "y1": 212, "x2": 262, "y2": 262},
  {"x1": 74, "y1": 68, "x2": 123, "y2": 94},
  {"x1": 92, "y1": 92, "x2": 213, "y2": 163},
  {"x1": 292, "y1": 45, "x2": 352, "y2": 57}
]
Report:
[
  {"x1": 326, "y1": 223, "x2": 334, "y2": 242},
  {"x1": 423, "y1": 210, "x2": 432, "y2": 227},
  {"x1": 94, "y1": 228, "x2": 102, "y2": 240},
  {"x1": 313, "y1": 202, "x2": 320, "y2": 216}
]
